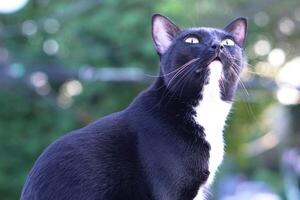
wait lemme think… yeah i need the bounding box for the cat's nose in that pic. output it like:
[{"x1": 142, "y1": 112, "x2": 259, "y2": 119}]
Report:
[{"x1": 210, "y1": 42, "x2": 224, "y2": 51}]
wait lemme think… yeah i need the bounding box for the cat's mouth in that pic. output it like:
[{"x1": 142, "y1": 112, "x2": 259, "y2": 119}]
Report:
[
  {"x1": 214, "y1": 57, "x2": 221, "y2": 62},
  {"x1": 207, "y1": 56, "x2": 222, "y2": 67},
  {"x1": 196, "y1": 56, "x2": 223, "y2": 72}
]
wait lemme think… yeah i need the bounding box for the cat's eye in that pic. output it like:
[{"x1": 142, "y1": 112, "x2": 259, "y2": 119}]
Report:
[
  {"x1": 184, "y1": 37, "x2": 200, "y2": 44},
  {"x1": 221, "y1": 38, "x2": 235, "y2": 46}
]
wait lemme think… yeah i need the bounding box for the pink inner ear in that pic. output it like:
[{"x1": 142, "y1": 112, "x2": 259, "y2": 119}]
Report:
[
  {"x1": 153, "y1": 18, "x2": 172, "y2": 54},
  {"x1": 232, "y1": 22, "x2": 245, "y2": 45}
]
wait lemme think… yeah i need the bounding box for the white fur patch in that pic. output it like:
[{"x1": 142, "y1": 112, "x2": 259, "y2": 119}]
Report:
[{"x1": 193, "y1": 61, "x2": 232, "y2": 200}]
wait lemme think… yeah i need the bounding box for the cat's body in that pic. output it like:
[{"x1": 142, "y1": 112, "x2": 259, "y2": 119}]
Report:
[{"x1": 21, "y1": 14, "x2": 247, "y2": 200}]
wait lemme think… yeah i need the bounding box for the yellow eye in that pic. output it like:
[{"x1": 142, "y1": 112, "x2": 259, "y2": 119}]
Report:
[
  {"x1": 185, "y1": 37, "x2": 200, "y2": 44},
  {"x1": 221, "y1": 38, "x2": 235, "y2": 46}
]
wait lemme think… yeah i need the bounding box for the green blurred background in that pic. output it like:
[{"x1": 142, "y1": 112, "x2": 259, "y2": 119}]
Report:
[{"x1": 1, "y1": 0, "x2": 300, "y2": 199}]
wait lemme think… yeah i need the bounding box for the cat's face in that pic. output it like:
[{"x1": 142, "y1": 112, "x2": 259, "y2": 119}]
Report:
[{"x1": 151, "y1": 14, "x2": 247, "y2": 103}]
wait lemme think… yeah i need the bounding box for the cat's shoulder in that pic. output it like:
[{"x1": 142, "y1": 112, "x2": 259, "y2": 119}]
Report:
[
  {"x1": 39, "y1": 110, "x2": 133, "y2": 161},
  {"x1": 22, "y1": 111, "x2": 138, "y2": 199}
]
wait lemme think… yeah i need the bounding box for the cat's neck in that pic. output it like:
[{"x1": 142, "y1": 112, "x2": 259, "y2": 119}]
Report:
[
  {"x1": 128, "y1": 77, "x2": 210, "y2": 199},
  {"x1": 150, "y1": 77, "x2": 199, "y2": 111},
  {"x1": 128, "y1": 77, "x2": 202, "y2": 138}
]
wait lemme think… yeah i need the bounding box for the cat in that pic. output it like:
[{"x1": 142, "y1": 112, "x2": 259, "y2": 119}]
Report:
[{"x1": 21, "y1": 14, "x2": 247, "y2": 200}]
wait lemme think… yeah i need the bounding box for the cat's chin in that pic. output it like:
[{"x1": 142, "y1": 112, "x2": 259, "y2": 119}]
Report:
[{"x1": 208, "y1": 60, "x2": 223, "y2": 68}]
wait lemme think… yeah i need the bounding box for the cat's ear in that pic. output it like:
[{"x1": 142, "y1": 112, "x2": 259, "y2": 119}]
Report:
[
  {"x1": 152, "y1": 14, "x2": 180, "y2": 55},
  {"x1": 224, "y1": 17, "x2": 247, "y2": 47}
]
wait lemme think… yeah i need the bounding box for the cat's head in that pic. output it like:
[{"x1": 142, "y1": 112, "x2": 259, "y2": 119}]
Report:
[{"x1": 151, "y1": 14, "x2": 247, "y2": 103}]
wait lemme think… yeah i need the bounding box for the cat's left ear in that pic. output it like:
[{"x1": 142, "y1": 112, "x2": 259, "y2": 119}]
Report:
[
  {"x1": 152, "y1": 14, "x2": 180, "y2": 55},
  {"x1": 224, "y1": 17, "x2": 247, "y2": 47}
]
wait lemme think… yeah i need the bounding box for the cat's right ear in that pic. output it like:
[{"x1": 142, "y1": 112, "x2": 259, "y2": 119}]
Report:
[
  {"x1": 152, "y1": 14, "x2": 180, "y2": 55},
  {"x1": 224, "y1": 17, "x2": 247, "y2": 47}
]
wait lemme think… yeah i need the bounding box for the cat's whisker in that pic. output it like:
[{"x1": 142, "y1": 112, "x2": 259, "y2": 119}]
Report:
[
  {"x1": 145, "y1": 67, "x2": 185, "y2": 78},
  {"x1": 158, "y1": 58, "x2": 199, "y2": 100},
  {"x1": 229, "y1": 64, "x2": 257, "y2": 120},
  {"x1": 230, "y1": 64, "x2": 250, "y2": 98},
  {"x1": 166, "y1": 58, "x2": 200, "y2": 88},
  {"x1": 158, "y1": 58, "x2": 200, "y2": 105},
  {"x1": 223, "y1": 54, "x2": 260, "y2": 75},
  {"x1": 163, "y1": 60, "x2": 201, "y2": 105},
  {"x1": 145, "y1": 58, "x2": 200, "y2": 78},
  {"x1": 165, "y1": 59, "x2": 200, "y2": 89},
  {"x1": 224, "y1": 59, "x2": 257, "y2": 120},
  {"x1": 161, "y1": 69, "x2": 191, "y2": 105},
  {"x1": 173, "y1": 65, "x2": 196, "y2": 101},
  {"x1": 222, "y1": 50, "x2": 251, "y2": 99},
  {"x1": 231, "y1": 67, "x2": 250, "y2": 98},
  {"x1": 149, "y1": 58, "x2": 201, "y2": 94}
]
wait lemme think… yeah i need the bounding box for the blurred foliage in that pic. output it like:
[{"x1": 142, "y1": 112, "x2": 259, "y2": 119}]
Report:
[{"x1": 1, "y1": 0, "x2": 300, "y2": 199}]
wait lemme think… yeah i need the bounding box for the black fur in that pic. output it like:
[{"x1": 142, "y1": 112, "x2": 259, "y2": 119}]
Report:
[{"x1": 21, "y1": 14, "x2": 247, "y2": 200}]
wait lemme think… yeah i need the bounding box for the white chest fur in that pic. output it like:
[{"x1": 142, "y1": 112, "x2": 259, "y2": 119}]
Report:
[{"x1": 193, "y1": 61, "x2": 232, "y2": 200}]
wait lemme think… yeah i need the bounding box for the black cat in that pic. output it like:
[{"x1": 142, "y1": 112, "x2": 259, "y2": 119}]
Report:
[{"x1": 21, "y1": 14, "x2": 247, "y2": 200}]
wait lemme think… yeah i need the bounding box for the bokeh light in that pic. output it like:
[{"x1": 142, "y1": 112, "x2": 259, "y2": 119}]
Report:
[
  {"x1": 277, "y1": 57, "x2": 300, "y2": 88},
  {"x1": 43, "y1": 18, "x2": 60, "y2": 34},
  {"x1": 8, "y1": 63, "x2": 25, "y2": 78},
  {"x1": 276, "y1": 86, "x2": 300, "y2": 105},
  {"x1": 268, "y1": 48, "x2": 286, "y2": 67},
  {"x1": 253, "y1": 40, "x2": 271, "y2": 56},
  {"x1": 29, "y1": 71, "x2": 48, "y2": 88},
  {"x1": 0, "y1": 0, "x2": 29, "y2": 14},
  {"x1": 254, "y1": 12, "x2": 270, "y2": 27},
  {"x1": 61, "y1": 80, "x2": 83, "y2": 97},
  {"x1": 43, "y1": 39, "x2": 59, "y2": 55},
  {"x1": 57, "y1": 93, "x2": 73, "y2": 109},
  {"x1": 278, "y1": 17, "x2": 295, "y2": 35},
  {"x1": 22, "y1": 20, "x2": 38, "y2": 36}
]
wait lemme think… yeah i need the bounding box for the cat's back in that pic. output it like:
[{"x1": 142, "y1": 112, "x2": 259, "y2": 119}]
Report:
[{"x1": 21, "y1": 111, "x2": 150, "y2": 200}]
